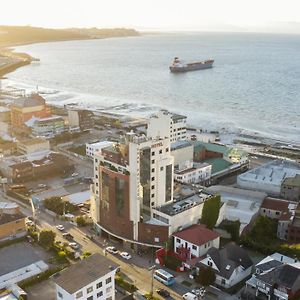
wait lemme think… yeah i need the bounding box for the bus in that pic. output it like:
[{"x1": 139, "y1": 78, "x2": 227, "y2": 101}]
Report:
[{"x1": 153, "y1": 269, "x2": 175, "y2": 286}]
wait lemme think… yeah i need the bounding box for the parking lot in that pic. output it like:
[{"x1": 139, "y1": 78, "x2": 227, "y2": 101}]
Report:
[{"x1": 0, "y1": 242, "x2": 50, "y2": 277}]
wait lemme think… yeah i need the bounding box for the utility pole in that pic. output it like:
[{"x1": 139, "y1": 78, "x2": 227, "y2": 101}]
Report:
[{"x1": 148, "y1": 265, "x2": 156, "y2": 299}]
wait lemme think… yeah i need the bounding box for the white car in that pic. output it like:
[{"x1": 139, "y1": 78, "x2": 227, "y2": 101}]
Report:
[
  {"x1": 120, "y1": 252, "x2": 132, "y2": 260},
  {"x1": 69, "y1": 242, "x2": 79, "y2": 250},
  {"x1": 71, "y1": 172, "x2": 79, "y2": 177},
  {"x1": 105, "y1": 246, "x2": 118, "y2": 255},
  {"x1": 38, "y1": 183, "x2": 47, "y2": 188},
  {"x1": 182, "y1": 292, "x2": 198, "y2": 300},
  {"x1": 56, "y1": 225, "x2": 65, "y2": 231}
]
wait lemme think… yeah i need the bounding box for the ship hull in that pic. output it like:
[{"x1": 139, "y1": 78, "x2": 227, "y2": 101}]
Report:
[{"x1": 169, "y1": 61, "x2": 213, "y2": 73}]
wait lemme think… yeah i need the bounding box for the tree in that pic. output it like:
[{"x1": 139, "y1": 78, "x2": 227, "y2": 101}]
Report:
[
  {"x1": 249, "y1": 215, "x2": 278, "y2": 243},
  {"x1": 76, "y1": 216, "x2": 87, "y2": 227},
  {"x1": 44, "y1": 197, "x2": 78, "y2": 215},
  {"x1": 201, "y1": 195, "x2": 221, "y2": 229},
  {"x1": 39, "y1": 230, "x2": 56, "y2": 249},
  {"x1": 195, "y1": 267, "x2": 216, "y2": 287}
]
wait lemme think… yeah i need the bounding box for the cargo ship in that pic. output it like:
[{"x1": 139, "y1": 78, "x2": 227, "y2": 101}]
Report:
[{"x1": 169, "y1": 57, "x2": 214, "y2": 73}]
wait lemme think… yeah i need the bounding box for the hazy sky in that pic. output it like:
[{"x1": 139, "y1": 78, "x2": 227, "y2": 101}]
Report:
[{"x1": 1, "y1": 0, "x2": 300, "y2": 31}]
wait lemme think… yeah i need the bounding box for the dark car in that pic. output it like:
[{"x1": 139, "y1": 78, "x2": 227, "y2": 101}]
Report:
[
  {"x1": 62, "y1": 232, "x2": 74, "y2": 240},
  {"x1": 156, "y1": 289, "x2": 170, "y2": 298}
]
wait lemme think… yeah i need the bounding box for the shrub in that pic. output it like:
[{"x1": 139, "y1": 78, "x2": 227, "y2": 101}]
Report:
[
  {"x1": 195, "y1": 266, "x2": 216, "y2": 286},
  {"x1": 164, "y1": 255, "x2": 182, "y2": 271},
  {"x1": 39, "y1": 230, "x2": 56, "y2": 249},
  {"x1": 76, "y1": 216, "x2": 87, "y2": 227},
  {"x1": 115, "y1": 275, "x2": 137, "y2": 292}
]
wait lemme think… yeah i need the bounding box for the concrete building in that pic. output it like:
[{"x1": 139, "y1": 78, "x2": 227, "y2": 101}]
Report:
[
  {"x1": 86, "y1": 141, "x2": 114, "y2": 159},
  {"x1": 198, "y1": 243, "x2": 253, "y2": 289},
  {"x1": 174, "y1": 161, "x2": 211, "y2": 184},
  {"x1": 53, "y1": 253, "x2": 117, "y2": 300},
  {"x1": 237, "y1": 160, "x2": 300, "y2": 197},
  {"x1": 91, "y1": 132, "x2": 174, "y2": 247},
  {"x1": 281, "y1": 174, "x2": 300, "y2": 201},
  {"x1": 147, "y1": 110, "x2": 187, "y2": 142},
  {"x1": 0, "y1": 107, "x2": 10, "y2": 123},
  {"x1": 17, "y1": 138, "x2": 50, "y2": 155},
  {"x1": 171, "y1": 140, "x2": 212, "y2": 185},
  {"x1": 0, "y1": 202, "x2": 26, "y2": 241},
  {"x1": 206, "y1": 185, "x2": 266, "y2": 234},
  {"x1": 151, "y1": 189, "x2": 223, "y2": 235},
  {"x1": 27, "y1": 115, "x2": 66, "y2": 138},
  {"x1": 10, "y1": 94, "x2": 51, "y2": 132},
  {"x1": 68, "y1": 109, "x2": 94, "y2": 132},
  {"x1": 173, "y1": 224, "x2": 220, "y2": 260}
]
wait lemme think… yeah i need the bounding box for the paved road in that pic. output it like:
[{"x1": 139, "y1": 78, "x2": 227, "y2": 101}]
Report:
[{"x1": 1, "y1": 189, "x2": 237, "y2": 300}]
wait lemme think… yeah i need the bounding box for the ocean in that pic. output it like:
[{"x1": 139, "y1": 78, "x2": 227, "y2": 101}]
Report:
[{"x1": 3, "y1": 32, "x2": 300, "y2": 143}]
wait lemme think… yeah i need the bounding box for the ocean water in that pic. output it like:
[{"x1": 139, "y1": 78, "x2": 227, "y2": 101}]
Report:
[{"x1": 3, "y1": 33, "x2": 300, "y2": 143}]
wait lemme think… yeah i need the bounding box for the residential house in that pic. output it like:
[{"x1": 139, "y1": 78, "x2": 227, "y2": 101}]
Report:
[
  {"x1": 281, "y1": 174, "x2": 300, "y2": 202},
  {"x1": 198, "y1": 243, "x2": 253, "y2": 288},
  {"x1": 246, "y1": 253, "x2": 300, "y2": 300},
  {"x1": 52, "y1": 253, "x2": 118, "y2": 300},
  {"x1": 172, "y1": 224, "x2": 220, "y2": 261}
]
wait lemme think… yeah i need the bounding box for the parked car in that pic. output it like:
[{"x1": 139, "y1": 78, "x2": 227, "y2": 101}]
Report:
[
  {"x1": 38, "y1": 183, "x2": 47, "y2": 189},
  {"x1": 62, "y1": 232, "x2": 74, "y2": 240},
  {"x1": 156, "y1": 289, "x2": 170, "y2": 298},
  {"x1": 105, "y1": 246, "x2": 118, "y2": 255},
  {"x1": 120, "y1": 252, "x2": 132, "y2": 260},
  {"x1": 69, "y1": 242, "x2": 79, "y2": 250},
  {"x1": 56, "y1": 225, "x2": 65, "y2": 231},
  {"x1": 182, "y1": 292, "x2": 198, "y2": 300},
  {"x1": 71, "y1": 172, "x2": 79, "y2": 177}
]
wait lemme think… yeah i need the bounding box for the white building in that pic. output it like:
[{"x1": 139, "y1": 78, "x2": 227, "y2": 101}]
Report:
[
  {"x1": 172, "y1": 224, "x2": 220, "y2": 260},
  {"x1": 86, "y1": 141, "x2": 114, "y2": 159},
  {"x1": 237, "y1": 160, "x2": 300, "y2": 197},
  {"x1": 147, "y1": 110, "x2": 187, "y2": 143},
  {"x1": 198, "y1": 243, "x2": 253, "y2": 289},
  {"x1": 174, "y1": 161, "x2": 211, "y2": 184},
  {"x1": 53, "y1": 253, "x2": 118, "y2": 300},
  {"x1": 171, "y1": 140, "x2": 194, "y2": 170}
]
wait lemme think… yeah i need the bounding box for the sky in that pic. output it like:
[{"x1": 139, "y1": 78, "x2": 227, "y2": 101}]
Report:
[{"x1": 0, "y1": 0, "x2": 300, "y2": 32}]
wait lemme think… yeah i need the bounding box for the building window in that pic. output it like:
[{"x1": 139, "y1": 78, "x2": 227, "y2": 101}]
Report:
[
  {"x1": 176, "y1": 238, "x2": 181, "y2": 243},
  {"x1": 166, "y1": 148, "x2": 169, "y2": 152},
  {"x1": 96, "y1": 282, "x2": 102, "y2": 289},
  {"x1": 159, "y1": 150, "x2": 162, "y2": 154},
  {"x1": 160, "y1": 166, "x2": 163, "y2": 171},
  {"x1": 151, "y1": 185, "x2": 155, "y2": 190},
  {"x1": 87, "y1": 286, "x2": 93, "y2": 294},
  {"x1": 76, "y1": 291, "x2": 83, "y2": 298},
  {"x1": 151, "y1": 177, "x2": 155, "y2": 181},
  {"x1": 152, "y1": 151, "x2": 155, "y2": 156},
  {"x1": 58, "y1": 292, "x2": 63, "y2": 298},
  {"x1": 106, "y1": 287, "x2": 112, "y2": 294},
  {"x1": 97, "y1": 291, "x2": 103, "y2": 298},
  {"x1": 151, "y1": 159, "x2": 155, "y2": 164},
  {"x1": 106, "y1": 277, "x2": 112, "y2": 284},
  {"x1": 151, "y1": 193, "x2": 155, "y2": 198},
  {"x1": 192, "y1": 245, "x2": 197, "y2": 250},
  {"x1": 152, "y1": 168, "x2": 155, "y2": 172}
]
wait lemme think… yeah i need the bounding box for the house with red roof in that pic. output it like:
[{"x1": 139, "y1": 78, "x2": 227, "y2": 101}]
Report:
[{"x1": 172, "y1": 224, "x2": 220, "y2": 261}]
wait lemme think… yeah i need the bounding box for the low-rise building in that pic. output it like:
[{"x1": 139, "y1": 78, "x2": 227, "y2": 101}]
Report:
[
  {"x1": 68, "y1": 109, "x2": 94, "y2": 132},
  {"x1": 172, "y1": 224, "x2": 220, "y2": 260},
  {"x1": 281, "y1": 174, "x2": 300, "y2": 202},
  {"x1": 53, "y1": 253, "x2": 118, "y2": 300},
  {"x1": 0, "y1": 202, "x2": 26, "y2": 241},
  {"x1": 246, "y1": 253, "x2": 300, "y2": 300},
  {"x1": 198, "y1": 243, "x2": 253, "y2": 289},
  {"x1": 17, "y1": 138, "x2": 50, "y2": 155},
  {"x1": 86, "y1": 141, "x2": 114, "y2": 159},
  {"x1": 237, "y1": 160, "x2": 300, "y2": 197},
  {"x1": 174, "y1": 161, "x2": 211, "y2": 185}
]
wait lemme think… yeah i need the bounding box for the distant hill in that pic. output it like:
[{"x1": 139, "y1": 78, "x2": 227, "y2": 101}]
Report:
[{"x1": 0, "y1": 26, "x2": 139, "y2": 47}]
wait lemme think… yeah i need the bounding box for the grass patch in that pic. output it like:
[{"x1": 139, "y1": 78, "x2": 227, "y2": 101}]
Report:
[
  {"x1": 181, "y1": 280, "x2": 193, "y2": 287},
  {"x1": 68, "y1": 145, "x2": 86, "y2": 156}
]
